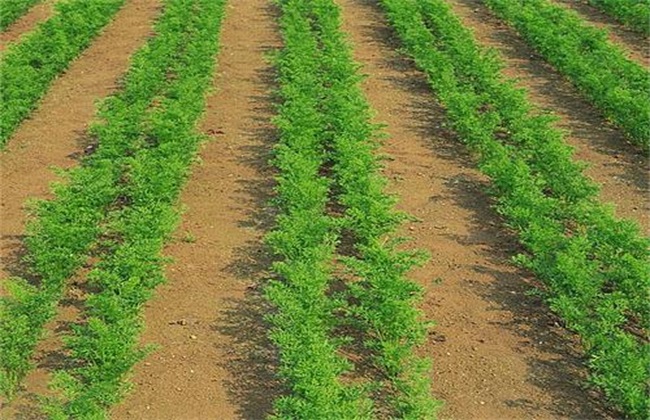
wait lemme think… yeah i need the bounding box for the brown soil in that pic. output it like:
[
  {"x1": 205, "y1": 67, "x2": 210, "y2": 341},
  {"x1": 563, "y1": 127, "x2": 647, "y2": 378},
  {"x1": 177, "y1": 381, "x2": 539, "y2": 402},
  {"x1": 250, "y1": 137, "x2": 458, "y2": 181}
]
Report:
[
  {"x1": 110, "y1": 1, "x2": 281, "y2": 419},
  {"x1": 338, "y1": 0, "x2": 616, "y2": 418},
  {"x1": 0, "y1": 0, "x2": 643, "y2": 419},
  {"x1": 0, "y1": 0, "x2": 162, "y2": 416},
  {"x1": 448, "y1": 0, "x2": 650, "y2": 235},
  {"x1": 0, "y1": 0, "x2": 55, "y2": 52},
  {"x1": 553, "y1": 0, "x2": 650, "y2": 68}
]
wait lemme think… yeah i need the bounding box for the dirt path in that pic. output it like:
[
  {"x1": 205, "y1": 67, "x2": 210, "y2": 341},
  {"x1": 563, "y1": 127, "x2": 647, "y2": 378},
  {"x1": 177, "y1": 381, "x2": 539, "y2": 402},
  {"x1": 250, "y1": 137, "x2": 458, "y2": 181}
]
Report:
[
  {"x1": 447, "y1": 0, "x2": 649, "y2": 235},
  {"x1": 0, "y1": 0, "x2": 162, "y2": 282},
  {"x1": 0, "y1": 0, "x2": 55, "y2": 52},
  {"x1": 552, "y1": 0, "x2": 650, "y2": 68},
  {"x1": 337, "y1": 0, "x2": 616, "y2": 418},
  {"x1": 111, "y1": 1, "x2": 281, "y2": 418}
]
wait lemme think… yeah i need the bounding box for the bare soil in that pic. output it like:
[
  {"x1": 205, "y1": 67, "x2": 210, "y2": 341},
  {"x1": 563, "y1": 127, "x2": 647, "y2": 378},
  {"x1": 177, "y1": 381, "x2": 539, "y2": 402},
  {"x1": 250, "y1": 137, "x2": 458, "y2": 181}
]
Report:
[
  {"x1": 337, "y1": 0, "x2": 616, "y2": 418},
  {"x1": 448, "y1": 0, "x2": 649, "y2": 235},
  {"x1": 0, "y1": 0, "x2": 55, "y2": 52},
  {"x1": 111, "y1": 1, "x2": 281, "y2": 418},
  {"x1": 0, "y1": 0, "x2": 644, "y2": 418}
]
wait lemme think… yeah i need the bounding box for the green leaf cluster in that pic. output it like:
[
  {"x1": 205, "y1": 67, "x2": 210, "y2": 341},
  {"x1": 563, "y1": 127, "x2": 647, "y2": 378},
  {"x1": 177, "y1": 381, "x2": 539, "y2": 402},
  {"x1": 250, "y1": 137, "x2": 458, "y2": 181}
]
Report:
[
  {"x1": 0, "y1": 0, "x2": 125, "y2": 147},
  {"x1": 0, "y1": 0, "x2": 226, "y2": 417},
  {"x1": 588, "y1": 0, "x2": 650, "y2": 35},
  {"x1": 377, "y1": 0, "x2": 650, "y2": 417},
  {"x1": 483, "y1": 0, "x2": 650, "y2": 151},
  {"x1": 306, "y1": 0, "x2": 438, "y2": 417},
  {"x1": 0, "y1": 0, "x2": 42, "y2": 30},
  {"x1": 266, "y1": 2, "x2": 373, "y2": 417},
  {"x1": 267, "y1": 0, "x2": 439, "y2": 417}
]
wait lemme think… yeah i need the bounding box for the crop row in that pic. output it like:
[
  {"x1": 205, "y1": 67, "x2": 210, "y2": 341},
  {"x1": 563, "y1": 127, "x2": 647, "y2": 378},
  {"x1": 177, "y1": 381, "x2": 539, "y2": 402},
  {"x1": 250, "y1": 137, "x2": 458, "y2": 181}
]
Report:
[
  {"x1": 0, "y1": 0, "x2": 42, "y2": 30},
  {"x1": 306, "y1": 0, "x2": 437, "y2": 416},
  {"x1": 482, "y1": 0, "x2": 650, "y2": 151},
  {"x1": 267, "y1": 0, "x2": 437, "y2": 417},
  {"x1": 588, "y1": 0, "x2": 650, "y2": 35},
  {"x1": 266, "y1": 0, "x2": 370, "y2": 416},
  {"x1": 377, "y1": 0, "x2": 649, "y2": 417},
  {"x1": 0, "y1": 0, "x2": 125, "y2": 147},
  {"x1": 0, "y1": 0, "x2": 226, "y2": 417}
]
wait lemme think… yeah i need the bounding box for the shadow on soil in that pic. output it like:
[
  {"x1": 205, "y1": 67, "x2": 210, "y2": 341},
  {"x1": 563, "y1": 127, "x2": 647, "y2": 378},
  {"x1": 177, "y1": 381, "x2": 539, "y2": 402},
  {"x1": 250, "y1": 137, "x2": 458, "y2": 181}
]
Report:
[
  {"x1": 211, "y1": 6, "x2": 283, "y2": 417},
  {"x1": 352, "y1": 0, "x2": 618, "y2": 417}
]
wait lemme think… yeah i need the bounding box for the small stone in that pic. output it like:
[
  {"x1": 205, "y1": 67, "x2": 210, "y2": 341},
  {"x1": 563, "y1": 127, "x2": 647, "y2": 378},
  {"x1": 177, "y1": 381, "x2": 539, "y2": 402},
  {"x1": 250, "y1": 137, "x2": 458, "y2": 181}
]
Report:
[{"x1": 190, "y1": 334, "x2": 198, "y2": 340}]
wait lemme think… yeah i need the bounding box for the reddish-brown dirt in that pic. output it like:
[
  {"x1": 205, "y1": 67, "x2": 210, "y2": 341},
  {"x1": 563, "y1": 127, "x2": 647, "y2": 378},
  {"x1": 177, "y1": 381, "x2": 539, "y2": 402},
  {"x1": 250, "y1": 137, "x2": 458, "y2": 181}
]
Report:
[
  {"x1": 447, "y1": 0, "x2": 649, "y2": 235},
  {"x1": 553, "y1": 0, "x2": 650, "y2": 68},
  {"x1": 111, "y1": 1, "x2": 281, "y2": 418},
  {"x1": 0, "y1": 0, "x2": 55, "y2": 52},
  {"x1": 0, "y1": 0, "x2": 162, "y2": 416},
  {"x1": 0, "y1": 0, "x2": 644, "y2": 418},
  {"x1": 338, "y1": 0, "x2": 616, "y2": 418}
]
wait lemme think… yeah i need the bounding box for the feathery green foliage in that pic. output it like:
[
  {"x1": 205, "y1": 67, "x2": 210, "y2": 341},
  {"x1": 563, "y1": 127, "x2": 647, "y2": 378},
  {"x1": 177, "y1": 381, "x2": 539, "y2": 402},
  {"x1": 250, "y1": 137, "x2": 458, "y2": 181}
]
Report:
[
  {"x1": 42, "y1": 0, "x2": 227, "y2": 417},
  {"x1": 0, "y1": 0, "x2": 125, "y2": 147},
  {"x1": 266, "y1": 1, "x2": 373, "y2": 417},
  {"x1": 267, "y1": 0, "x2": 438, "y2": 417},
  {"x1": 483, "y1": 0, "x2": 650, "y2": 151},
  {"x1": 588, "y1": 0, "x2": 650, "y2": 35},
  {"x1": 0, "y1": 0, "x2": 42, "y2": 30},
  {"x1": 377, "y1": 0, "x2": 650, "y2": 417},
  {"x1": 0, "y1": 1, "x2": 225, "y2": 414},
  {"x1": 305, "y1": 0, "x2": 438, "y2": 417}
]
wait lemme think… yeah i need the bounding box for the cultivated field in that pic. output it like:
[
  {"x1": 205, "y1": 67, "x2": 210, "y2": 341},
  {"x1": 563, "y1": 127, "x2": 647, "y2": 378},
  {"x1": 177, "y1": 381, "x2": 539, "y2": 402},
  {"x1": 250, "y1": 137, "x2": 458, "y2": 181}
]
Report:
[{"x1": 1, "y1": 0, "x2": 648, "y2": 419}]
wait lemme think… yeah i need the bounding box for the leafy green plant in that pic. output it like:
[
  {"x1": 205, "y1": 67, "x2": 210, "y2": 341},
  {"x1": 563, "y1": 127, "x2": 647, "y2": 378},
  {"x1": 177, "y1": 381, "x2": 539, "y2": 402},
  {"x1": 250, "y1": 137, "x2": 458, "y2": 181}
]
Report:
[
  {"x1": 265, "y1": 2, "x2": 373, "y2": 417},
  {"x1": 0, "y1": 0, "x2": 125, "y2": 147},
  {"x1": 305, "y1": 0, "x2": 438, "y2": 416},
  {"x1": 588, "y1": 0, "x2": 650, "y2": 35},
  {"x1": 483, "y1": 0, "x2": 650, "y2": 151},
  {"x1": 0, "y1": 0, "x2": 224, "y2": 409},
  {"x1": 41, "y1": 0, "x2": 228, "y2": 417},
  {"x1": 0, "y1": 0, "x2": 42, "y2": 30},
  {"x1": 377, "y1": 0, "x2": 650, "y2": 417},
  {"x1": 264, "y1": 0, "x2": 439, "y2": 417}
]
